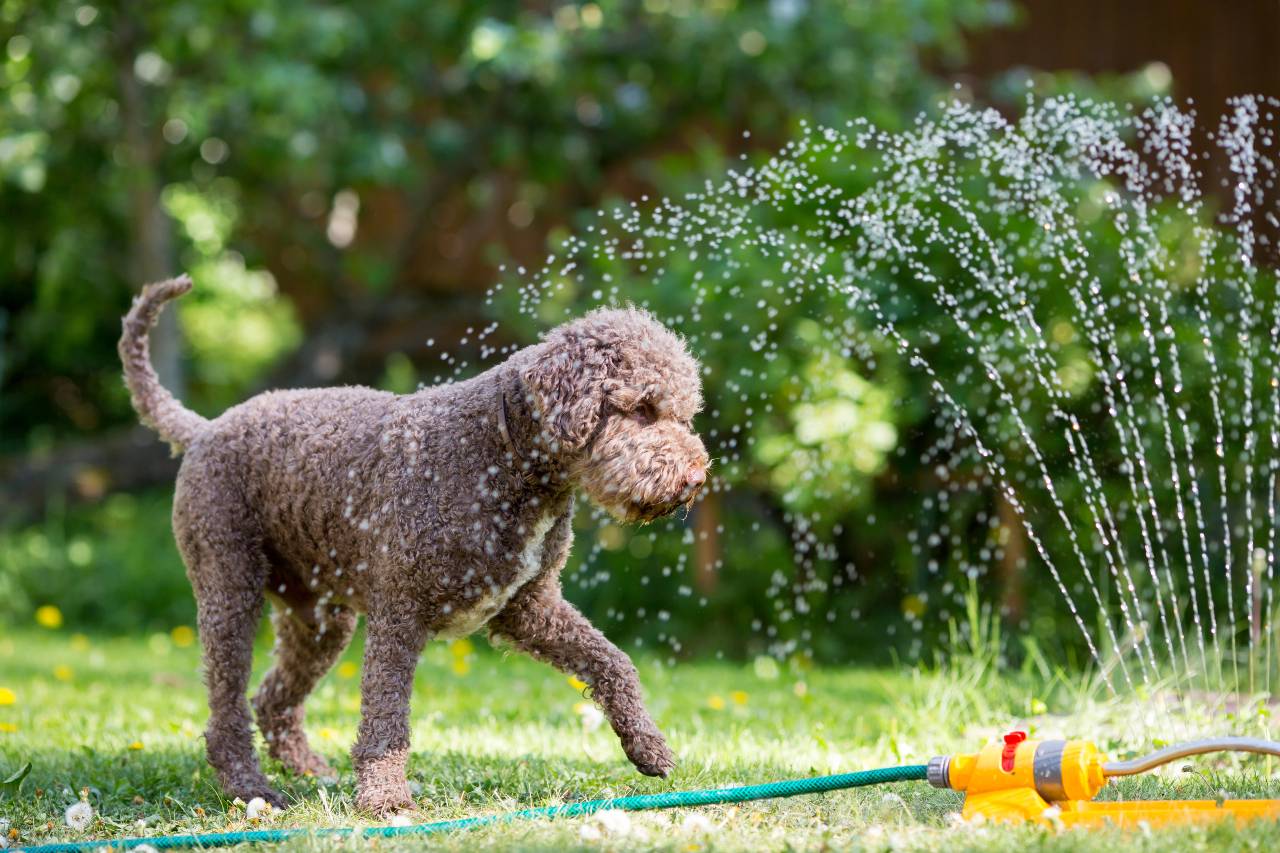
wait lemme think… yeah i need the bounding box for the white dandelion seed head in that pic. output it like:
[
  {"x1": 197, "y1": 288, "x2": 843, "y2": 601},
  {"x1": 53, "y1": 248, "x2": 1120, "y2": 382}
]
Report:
[
  {"x1": 245, "y1": 797, "x2": 271, "y2": 820},
  {"x1": 65, "y1": 801, "x2": 94, "y2": 831},
  {"x1": 574, "y1": 703, "x2": 605, "y2": 732},
  {"x1": 680, "y1": 813, "x2": 713, "y2": 834},
  {"x1": 593, "y1": 809, "x2": 632, "y2": 837}
]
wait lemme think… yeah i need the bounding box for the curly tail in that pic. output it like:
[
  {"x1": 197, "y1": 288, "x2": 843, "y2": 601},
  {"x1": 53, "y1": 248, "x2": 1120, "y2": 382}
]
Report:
[{"x1": 118, "y1": 275, "x2": 209, "y2": 454}]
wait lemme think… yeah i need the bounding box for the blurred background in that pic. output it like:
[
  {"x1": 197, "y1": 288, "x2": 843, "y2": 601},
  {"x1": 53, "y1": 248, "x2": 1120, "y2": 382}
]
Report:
[{"x1": 3, "y1": 0, "x2": 1279, "y2": 663}]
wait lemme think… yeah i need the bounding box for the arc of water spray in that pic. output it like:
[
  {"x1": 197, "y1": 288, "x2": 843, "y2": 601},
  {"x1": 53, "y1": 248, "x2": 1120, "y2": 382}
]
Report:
[
  {"x1": 847, "y1": 188, "x2": 1140, "y2": 689},
  {"x1": 926, "y1": 112, "x2": 1164, "y2": 681},
  {"x1": 504, "y1": 95, "x2": 1280, "y2": 703},
  {"x1": 831, "y1": 106, "x2": 1168, "y2": 686},
  {"x1": 841, "y1": 279, "x2": 1117, "y2": 691}
]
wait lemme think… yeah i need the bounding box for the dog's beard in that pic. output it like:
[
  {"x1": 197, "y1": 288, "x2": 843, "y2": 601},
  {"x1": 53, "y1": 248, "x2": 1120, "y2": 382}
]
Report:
[
  {"x1": 586, "y1": 461, "x2": 706, "y2": 522},
  {"x1": 569, "y1": 417, "x2": 708, "y2": 525},
  {"x1": 617, "y1": 478, "x2": 704, "y2": 524},
  {"x1": 609, "y1": 496, "x2": 690, "y2": 525}
]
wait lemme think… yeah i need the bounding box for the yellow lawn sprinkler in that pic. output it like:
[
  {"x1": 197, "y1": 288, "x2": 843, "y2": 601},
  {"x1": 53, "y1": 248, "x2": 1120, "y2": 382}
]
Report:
[{"x1": 927, "y1": 731, "x2": 1280, "y2": 827}]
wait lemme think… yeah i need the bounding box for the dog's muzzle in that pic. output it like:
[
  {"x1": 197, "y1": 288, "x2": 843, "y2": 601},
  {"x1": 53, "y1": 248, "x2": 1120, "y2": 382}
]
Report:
[{"x1": 630, "y1": 468, "x2": 706, "y2": 522}]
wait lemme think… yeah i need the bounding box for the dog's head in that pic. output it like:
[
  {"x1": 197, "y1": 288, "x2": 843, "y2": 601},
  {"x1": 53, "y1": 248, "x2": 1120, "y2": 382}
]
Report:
[{"x1": 521, "y1": 307, "x2": 709, "y2": 523}]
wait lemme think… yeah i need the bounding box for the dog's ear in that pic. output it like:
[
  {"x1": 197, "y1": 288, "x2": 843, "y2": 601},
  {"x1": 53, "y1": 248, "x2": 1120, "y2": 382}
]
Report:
[{"x1": 521, "y1": 329, "x2": 617, "y2": 453}]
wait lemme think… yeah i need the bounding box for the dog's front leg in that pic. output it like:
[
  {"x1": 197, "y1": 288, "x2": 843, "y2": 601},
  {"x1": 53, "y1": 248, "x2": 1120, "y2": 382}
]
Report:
[
  {"x1": 489, "y1": 573, "x2": 676, "y2": 777},
  {"x1": 352, "y1": 612, "x2": 428, "y2": 815}
]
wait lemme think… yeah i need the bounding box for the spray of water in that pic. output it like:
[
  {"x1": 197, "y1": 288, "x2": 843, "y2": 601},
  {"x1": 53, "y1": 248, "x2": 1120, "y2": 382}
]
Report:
[{"x1": 418, "y1": 94, "x2": 1280, "y2": 714}]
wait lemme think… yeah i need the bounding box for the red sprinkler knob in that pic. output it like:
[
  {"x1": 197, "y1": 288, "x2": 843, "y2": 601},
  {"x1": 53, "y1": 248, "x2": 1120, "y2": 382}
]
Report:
[{"x1": 1001, "y1": 730, "x2": 1027, "y2": 772}]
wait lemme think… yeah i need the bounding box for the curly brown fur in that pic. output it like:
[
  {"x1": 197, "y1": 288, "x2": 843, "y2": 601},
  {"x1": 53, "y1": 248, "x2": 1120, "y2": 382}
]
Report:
[{"x1": 120, "y1": 277, "x2": 709, "y2": 815}]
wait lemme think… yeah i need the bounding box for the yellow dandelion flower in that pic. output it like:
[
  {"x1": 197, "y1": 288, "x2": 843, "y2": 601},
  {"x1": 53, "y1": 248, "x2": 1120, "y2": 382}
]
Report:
[
  {"x1": 337, "y1": 661, "x2": 359, "y2": 679},
  {"x1": 730, "y1": 690, "x2": 748, "y2": 706},
  {"x1": 35, "y1": 605, "x2": 63, "y2": 629},
  {"x1": 449, "y1": 638, "x2": 474, "y2": 658},
  {"x1": 567, "y1": 675, "x2": 588, "y2": 692},
  {"x1": 0, "y1": 722, "x2": 16, "y2": 733},
  {"x1": 793, "y1": 681, "x2": 808, "y2": 698},
  {"x1": 70, "y1": 634, "x2": 91, "y2": 652},
  {"x1": 129, "y1": 741, "x2": 144, "y2": 751},
  {"x1": 319, "y1": 727, "x2": 339, "y2": 741},
  {"x1": 706, "y1": 694, "x2": 725, "y2": 711},
  {"x1": 53, "y1": 665, "x2": 73, "y2": 682},
  {"x1": 0, "y1": 687, "x2": 14, "y2": 705},
  {"x1": 170, "y1": 626, "x2": 196, "y2": 647},
  {"x1": 451, "y1": 657, "x2": 471, "y2": 676}
]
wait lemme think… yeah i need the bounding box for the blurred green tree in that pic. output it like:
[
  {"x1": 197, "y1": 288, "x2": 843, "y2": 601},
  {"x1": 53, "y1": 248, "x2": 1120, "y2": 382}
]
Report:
[{"x1": 1, "y1": 0, "x2": 1011, "y2": 456}]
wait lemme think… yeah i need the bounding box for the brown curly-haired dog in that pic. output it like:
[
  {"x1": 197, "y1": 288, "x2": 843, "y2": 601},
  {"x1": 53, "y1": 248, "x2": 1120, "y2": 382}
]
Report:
[{"x1": 119, "y1": 276, "x2": 709, "y2": 815}]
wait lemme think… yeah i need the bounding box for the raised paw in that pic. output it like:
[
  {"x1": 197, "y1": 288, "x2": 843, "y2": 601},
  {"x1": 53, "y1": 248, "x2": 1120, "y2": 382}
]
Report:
[{"x1": 621, "y1": 727, "x2": 676, "y2": 778}]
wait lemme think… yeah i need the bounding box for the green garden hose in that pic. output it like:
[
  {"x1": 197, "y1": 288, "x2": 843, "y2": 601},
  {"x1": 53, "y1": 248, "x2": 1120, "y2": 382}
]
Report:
[{"x1": 19, "y1": 764, "x2": 928, "y2": 852}]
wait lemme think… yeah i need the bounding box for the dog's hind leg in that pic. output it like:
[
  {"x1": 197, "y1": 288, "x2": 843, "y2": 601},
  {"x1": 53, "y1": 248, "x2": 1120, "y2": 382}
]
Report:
[
  {"x1": 253, "y1": 599, "x2": 356, "y2": 779},
  {"x1": 174, "y1": 481, "x2": 284, "y2": 808}
]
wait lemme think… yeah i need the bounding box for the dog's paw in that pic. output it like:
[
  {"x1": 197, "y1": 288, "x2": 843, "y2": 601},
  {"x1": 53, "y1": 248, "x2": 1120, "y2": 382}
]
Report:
[
  {"x1": 235, "y1": 784, "x2": 288, "y2": 811},
  {"x1": 355, "y1": 784, "x2": 414, "y2": 817},
  {"x1": 622, "y1": 729, "x2": 676, "y2": 778},
  {"x1": 353, "y1": 747, "x2": 415, "y2": 816}
]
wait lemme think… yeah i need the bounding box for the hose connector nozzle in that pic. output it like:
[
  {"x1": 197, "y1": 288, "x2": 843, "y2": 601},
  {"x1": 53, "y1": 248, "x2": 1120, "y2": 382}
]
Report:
[{"x1": 926, "y1": 754, "x2": 951, "y2": 789}]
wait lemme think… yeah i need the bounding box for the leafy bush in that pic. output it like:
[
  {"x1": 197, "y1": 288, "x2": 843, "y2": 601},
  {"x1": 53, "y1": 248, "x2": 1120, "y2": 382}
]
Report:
[
  {"x1": 1, "y1": 0, "x2": 1011, "y2": 450},
  {"x1": 0, "y1": 492, "x2": 193, "y2": 633}
]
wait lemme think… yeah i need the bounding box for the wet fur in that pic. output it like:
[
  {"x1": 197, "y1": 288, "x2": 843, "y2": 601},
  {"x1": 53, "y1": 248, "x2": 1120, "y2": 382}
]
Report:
[{"x1": 119, "y1": 276, "x2": 709, "y2": 815}]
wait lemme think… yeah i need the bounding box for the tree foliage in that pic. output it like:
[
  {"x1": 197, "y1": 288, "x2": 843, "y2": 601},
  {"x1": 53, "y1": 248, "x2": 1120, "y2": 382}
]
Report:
[{"x1": 1, "y1": 0, "x2": 1009, "y2": 451}]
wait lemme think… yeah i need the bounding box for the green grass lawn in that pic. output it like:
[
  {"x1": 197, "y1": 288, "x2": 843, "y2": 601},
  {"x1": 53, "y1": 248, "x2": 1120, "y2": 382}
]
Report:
[{"x1": 3, "y1": 627, "x2": 1280, "y2": 851}]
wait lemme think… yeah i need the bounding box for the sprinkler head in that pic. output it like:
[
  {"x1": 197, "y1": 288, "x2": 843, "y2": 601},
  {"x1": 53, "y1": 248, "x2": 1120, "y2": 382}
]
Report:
[
  {"x1": 928, "y1": 730, "x2": 1107, "y2": 823},
  {"x1": 928, "y1": 732, "x2": 1280, "y2": 827}
]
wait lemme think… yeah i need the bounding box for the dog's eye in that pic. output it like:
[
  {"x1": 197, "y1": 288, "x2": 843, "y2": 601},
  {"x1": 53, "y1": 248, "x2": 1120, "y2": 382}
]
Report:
[{"x1": 631, "y1": 402, "x2": 658, "y2": 425}]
